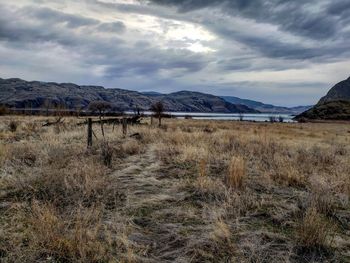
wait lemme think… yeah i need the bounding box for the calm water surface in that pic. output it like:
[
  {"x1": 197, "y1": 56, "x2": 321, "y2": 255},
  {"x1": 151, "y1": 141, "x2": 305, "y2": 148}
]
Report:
[{"x1": 136, "y1": 112, "x2": 295, "y2": 122}]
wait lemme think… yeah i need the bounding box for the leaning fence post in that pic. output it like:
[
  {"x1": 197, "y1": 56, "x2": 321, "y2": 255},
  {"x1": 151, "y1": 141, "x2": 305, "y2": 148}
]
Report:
[
  {"x1": 122, "y1": 118, "x2": 127, "y2": 137},
  {"x1": 87, "y1": 118, "x2": 92, "y2": 148}
]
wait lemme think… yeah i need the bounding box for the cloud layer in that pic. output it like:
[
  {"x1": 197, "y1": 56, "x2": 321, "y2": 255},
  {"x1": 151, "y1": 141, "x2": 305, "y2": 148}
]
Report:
[{"x1": 0, "y1": 0, "x2": 349, "y2": 106}]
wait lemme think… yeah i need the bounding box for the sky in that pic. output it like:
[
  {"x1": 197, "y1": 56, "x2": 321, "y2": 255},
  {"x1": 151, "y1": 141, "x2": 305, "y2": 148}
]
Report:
[{"x1": 0, "y1": 0, "x2": 350, "y2": 106}]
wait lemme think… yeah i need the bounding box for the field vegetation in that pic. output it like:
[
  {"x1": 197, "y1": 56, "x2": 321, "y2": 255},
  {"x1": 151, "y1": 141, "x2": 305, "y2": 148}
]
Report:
[{"x1": 0, "y1": 116, "x2": 349, "y2": 262}]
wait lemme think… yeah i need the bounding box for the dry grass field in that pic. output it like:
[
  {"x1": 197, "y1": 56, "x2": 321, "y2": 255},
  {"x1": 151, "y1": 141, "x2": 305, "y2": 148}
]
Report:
[{"x1": 0, "y1": 116, "x2": 349, "y2": 262}]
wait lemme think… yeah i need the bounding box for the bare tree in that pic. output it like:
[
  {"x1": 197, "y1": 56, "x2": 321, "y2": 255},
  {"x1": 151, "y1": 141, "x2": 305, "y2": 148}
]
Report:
[
  {"x1": 269, "y1": 115, "x2": 276, "y2": 123},
  {"x1": 88, "y1": 101, "x2": 112, "y2": 137},
  {"x1": 133, "y1": 105, "x2": 143, "y2": 116},
  {"x1": 43, "y1": 99, "x2": 51, "y2": 116},
  {"x1": 150, "y1": 101, "x2": 164, "y2": 127},
  {"x1": 238, "y1": 112, "x2": 244, "y2": 121}
]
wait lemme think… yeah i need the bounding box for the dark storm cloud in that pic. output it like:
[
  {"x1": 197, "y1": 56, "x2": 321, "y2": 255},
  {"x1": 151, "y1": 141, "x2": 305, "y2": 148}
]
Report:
[
  {"x1": 25, "y1": 6, "x2": 99, "y2": 28},
  {"x1": 209, "y1": 23, "x2": 350, "y2": 62},
  {"x1": 0, "y1": 4, "x2": 101, "y2": 44},
  {"x1": 327, "y1": 0, "x2": 350, "y2": 16},
  {"x1": 92, "y1": 0, "x2": 350, "y2": 63},
  {"x1": 148, "y1": 0, "x2": 342, "y2": 40},
  {"x1": 0, "y1": 5, "x2": 119, "y2": 45},
  {"x1": 104, "y1": 49, "x2": 209, "y2": 78}
]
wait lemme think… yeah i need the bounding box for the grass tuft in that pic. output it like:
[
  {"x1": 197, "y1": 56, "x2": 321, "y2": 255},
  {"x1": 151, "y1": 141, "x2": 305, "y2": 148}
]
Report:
[
  {"x1": 297, "y1": 207, "x2": 335, "y2": 250},
  {"x1": 226, "y1": 156, "x2": 245, "y2": 189}
]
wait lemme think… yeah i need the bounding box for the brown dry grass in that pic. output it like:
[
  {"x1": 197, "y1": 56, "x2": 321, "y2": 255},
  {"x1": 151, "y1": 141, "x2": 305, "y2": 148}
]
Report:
[
  {"x1": 297, "y1": 207, "x2": 335, "y2": 250},
  {"x1": 226, "y1": 156, "x2": 245, "y2": 189},
  {"x1": 0, "y1": 116, "x2": 349, "y2": 262}
]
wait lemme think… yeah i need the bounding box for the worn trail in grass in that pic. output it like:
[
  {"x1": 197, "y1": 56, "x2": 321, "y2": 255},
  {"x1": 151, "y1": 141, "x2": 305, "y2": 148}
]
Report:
[{"x1": 113, "y1": 147, "x2": 198, "y2": 262}]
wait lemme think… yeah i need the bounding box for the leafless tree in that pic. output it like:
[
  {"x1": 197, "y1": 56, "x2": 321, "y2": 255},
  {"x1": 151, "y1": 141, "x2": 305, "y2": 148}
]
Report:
[
  {"x1": 43, "y1": 99, "x2": 51, "y2": 116},
  {"x1": 269, "y1": 115, "x2": 276, "y2": 123},
  {"x1": 133, "y1": 105, "x2": 143, "y2": 116},
  {"x1": 150, "y1": 101, "x2": 164, "y2": 127}
]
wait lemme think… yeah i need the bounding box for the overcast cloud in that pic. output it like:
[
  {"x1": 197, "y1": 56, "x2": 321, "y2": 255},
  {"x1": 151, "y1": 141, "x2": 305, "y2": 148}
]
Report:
[{"x1": 0, "y1": 0, "x2": 349, "y2": 106}]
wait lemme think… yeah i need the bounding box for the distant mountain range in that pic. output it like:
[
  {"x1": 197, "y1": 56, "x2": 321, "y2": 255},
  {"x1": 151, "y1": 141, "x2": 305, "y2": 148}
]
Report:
[
  {"x1": 142, "y1": 92, "x2": 311, "y2": 114},
  {"x1": 0, "y1": 78, "x2": 257, "y2": 113},
  {"x1": 141, "y1": 92, "x2": 312, "y2": 114},
  {"x1": 220, "y1": 96, "x2": 312, "y2": 114},
  {"x1": 296, "y1": 76, "x2": 350, "y2": 120}
]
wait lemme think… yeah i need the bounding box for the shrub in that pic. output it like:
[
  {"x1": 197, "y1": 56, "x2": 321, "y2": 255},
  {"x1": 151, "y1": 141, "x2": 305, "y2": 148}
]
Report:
[
  {"x1": 8, "y1": 121, "x2": 18, "y2": 132},
  {"x1": 226, "y1": 156, "x2": 245, "y2": 189},
  {"x1": 0, "y1": 105, "x2": 9, "y2": 115},
  {"x1": 101, "y1": 142, "x2": 113, "y2": 167},
  {"x1": 269, "y1": 116, "x2": 276, "y2": 123},
  {"x1": 121, "y1": 140, "x2": 141, "y2": 156},
  {"x1": 298, "y1": 117, "x2": 307, "y2": 123}
]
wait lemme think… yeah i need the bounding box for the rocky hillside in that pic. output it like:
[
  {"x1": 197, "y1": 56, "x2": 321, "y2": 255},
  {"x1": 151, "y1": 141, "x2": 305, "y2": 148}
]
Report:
[
  {"x1": 296, "y1": 76, "x2": 350, "y2": 120},
  {"x1": 318, "y1": 76, "x2": 350, "y2": 104},
  {"x1": 296, "y1": 100, "x2": 350, "y2": 120},
  {"x1": 164, "y1": 91, "x2": 258, "y2": 113},
  {"x1": 0, "y1": 78, "x2": 257, "y2": 113}
]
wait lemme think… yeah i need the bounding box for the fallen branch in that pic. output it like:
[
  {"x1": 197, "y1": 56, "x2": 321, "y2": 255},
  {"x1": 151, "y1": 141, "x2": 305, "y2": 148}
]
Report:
[
  {"x1": 77, "y1": 116, "x2": 142, "y2": 126},
  {"x1": 42, "y1": 117, "x2": 64, "y2": 127}
]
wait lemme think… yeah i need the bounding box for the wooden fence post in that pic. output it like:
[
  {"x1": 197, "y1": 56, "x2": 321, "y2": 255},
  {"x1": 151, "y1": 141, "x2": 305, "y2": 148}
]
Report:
[
  {"x1": 122, "y1": 118, "x2": 127, "y2": 136},
  {"x1": 87, "y1": 118, "x2": 92, "y2": 148}
]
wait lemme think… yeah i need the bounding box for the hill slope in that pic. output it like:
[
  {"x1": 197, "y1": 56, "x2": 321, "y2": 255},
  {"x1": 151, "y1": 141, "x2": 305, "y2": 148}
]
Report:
[
  {"x1": 296, "y1": 76, "x2": 350, "y2": 120},
  {"x1": 0, "y1": 78, "x2": 257, "y2": 113},
  {"x1": 318, "y1": 76, "x2": 350, "y2": 104},
  {"x1": 296, "y1": 100, "x2": 350, "y2": 120},
  {"x1": 221, "y1": 96, "x2": 312, "y2": 114},
  {"x1": 165, "y1": 91, "x2": 258, "y2": 113}
]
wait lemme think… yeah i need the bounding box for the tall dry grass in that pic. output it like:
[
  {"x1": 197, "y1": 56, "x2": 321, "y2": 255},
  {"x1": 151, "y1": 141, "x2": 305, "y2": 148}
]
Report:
[
  {"x1": 297, "y1": 207, "x2": 335, "y2": 250},
  {"x1": 226, "y1": 156, "x2": 245, "y2": 189}
]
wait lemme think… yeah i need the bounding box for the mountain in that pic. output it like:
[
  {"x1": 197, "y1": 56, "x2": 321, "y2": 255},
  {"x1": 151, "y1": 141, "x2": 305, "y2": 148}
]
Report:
[
  {"x1": 0, "y1": 77, "x2": 258, "y2": 113},
  {"x1": 141, "y1": 91, "x2": 164, "y2": 97},
  {"x1": 221, "y1": 96, "x2": 312, "y2": 114},
  {"x1": 296, "y1": 100, "x2": 350, "y2": 120},
  {"x1": 296, "y1": 77, "x2": 350, "y2": 120},
  {"x1": 162, "y1": 91, "x2": 258, "y2": 113},
  {"x1": 318, "y1": 76, "x2": 350, "y2": 104}
]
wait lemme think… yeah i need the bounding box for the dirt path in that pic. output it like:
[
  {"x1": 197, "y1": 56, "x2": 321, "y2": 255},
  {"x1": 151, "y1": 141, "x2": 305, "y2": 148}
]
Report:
[{"x1": 113, "y1": 147, "x2": 195, "y2": 262}]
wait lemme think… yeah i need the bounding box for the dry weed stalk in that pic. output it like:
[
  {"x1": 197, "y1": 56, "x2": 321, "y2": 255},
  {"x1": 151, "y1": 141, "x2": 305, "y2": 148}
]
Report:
[{"x1": 199, "y1": 158, "x2": 207, "y2": 177}]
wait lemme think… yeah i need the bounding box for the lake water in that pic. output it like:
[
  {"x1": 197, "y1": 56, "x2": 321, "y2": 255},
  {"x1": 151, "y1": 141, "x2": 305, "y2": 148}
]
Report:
[{"x1": 135, "y1": 112, "x2": 296, "y2": 122}]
